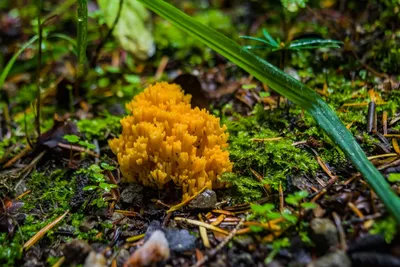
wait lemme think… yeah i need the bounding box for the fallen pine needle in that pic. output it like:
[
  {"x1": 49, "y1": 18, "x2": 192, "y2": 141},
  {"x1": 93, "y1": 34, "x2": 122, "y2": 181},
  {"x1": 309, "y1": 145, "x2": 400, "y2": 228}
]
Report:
[
  {"x1": 16, "y1": 190, "x2": 31, "y2": 200},
  {"x1": 126, "y1": 233, "x2": 145, "y2": 243},
  {"x1": 115, "y1": 210, "x2": 139, "y2": 217},
  {"x1": 210, "y1": 215, "x2": 226, "y2": 226},
  {"x1": 23, "y1": 210, "x2": 69, "y2": 251},
  {"x1": 52, "y1": 256, "x2": 65, "y2": 267},
  {"x1": 191, "y1": 217, "x2": 245, "y2": 267},
  {"x1": 392, "y1": 138, "x2": 400, "y2": 154},
  {"x1": 198, "y1": 214, "x2": 211, "y2": 248},
  {"x1": 211, "y1": 209, "x2": 234, "y2": 216},
  {"x1": 251, "y1": 137, "x2": 282, "y2": 142},
  {"x1": 174, "y1": 217, "x2": 228, "y2": 235},
  {"x1": 348, "y1": 202, "x2": 364, "y2": 218},
  {"x1": 167, "y1": 186, "x2": 207, "y2": 213},
  {"x1": 367, "y1": 153, "x2": 398, "y2": 160}
]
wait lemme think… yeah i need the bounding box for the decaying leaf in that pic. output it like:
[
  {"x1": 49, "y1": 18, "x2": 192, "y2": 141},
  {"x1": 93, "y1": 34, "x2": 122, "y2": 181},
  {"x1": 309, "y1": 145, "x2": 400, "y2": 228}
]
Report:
[{"x1": 98, "y1": 0, "x2": 155, "y2": 60}]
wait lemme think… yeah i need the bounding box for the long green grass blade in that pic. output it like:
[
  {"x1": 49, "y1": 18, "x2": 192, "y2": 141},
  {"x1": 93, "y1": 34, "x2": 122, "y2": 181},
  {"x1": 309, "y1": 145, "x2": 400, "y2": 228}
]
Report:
[
  {"x1": 0, "y1": 35, "x2": 38, "y2": 90},
  {"x1": 77, "y1": 0, "x2": 88, "y2": 76},
  {"x1": 138, "y1": 0, "x2": 400, "y2": 223}
]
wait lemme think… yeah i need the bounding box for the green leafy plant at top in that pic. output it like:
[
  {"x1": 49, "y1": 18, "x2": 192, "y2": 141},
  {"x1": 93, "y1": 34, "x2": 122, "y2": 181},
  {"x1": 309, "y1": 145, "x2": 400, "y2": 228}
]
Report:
[
  {"x1": 76, "y1": 113, "x2": 121, "y2": 140},
  {"x1": 63, "y1": 134, "x2": 96, "y2": 150},
  {"x1": 138, "y1": 0, "x2": 400, "y2": 224},
  {"x1": 281, "y1": 0, "x2": 308, "y2": 12},
  {"x1": 78, "y1": 163, "x2": 118, "y2": 208},
  {"x1": 240, "y1": 28, "x2": 342, "y2": 52}
]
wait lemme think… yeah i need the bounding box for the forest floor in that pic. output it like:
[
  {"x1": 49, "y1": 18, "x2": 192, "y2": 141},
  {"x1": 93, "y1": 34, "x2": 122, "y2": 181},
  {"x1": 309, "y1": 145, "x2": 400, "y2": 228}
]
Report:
[{"x1": 0, "y1": 0, "x2": 400, "y2": 266}]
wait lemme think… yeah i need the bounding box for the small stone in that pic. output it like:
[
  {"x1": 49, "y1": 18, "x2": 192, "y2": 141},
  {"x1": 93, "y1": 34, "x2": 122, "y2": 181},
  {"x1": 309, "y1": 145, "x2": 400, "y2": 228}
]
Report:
[
  {"x1": 307, "y1": 251, "x2": 351, "y2": 267},
  {"x1": 79, "y1": 216, "x2": 97, "y2": 232},
  {"x1": 125, "y1": 230, "x2": 170, "y2": 267},
  {"x1": 188, "y1": 189, "x2": 217, "y2": 209},
  {"x1": 120, "y1": 183, "x2": 144, "y2": 206},
  {"x1": 62, "y1": 239, "x2": 92, "y2": 265},
  {"x1": 310, "y1": 218, "x2": 338, "y2": 254},
  {"x1": 165, "y1": 228, "x2": 196, "y2": 252},
  {"x1": 84, "y1": 251, "x2": 107, "y2": 267}
]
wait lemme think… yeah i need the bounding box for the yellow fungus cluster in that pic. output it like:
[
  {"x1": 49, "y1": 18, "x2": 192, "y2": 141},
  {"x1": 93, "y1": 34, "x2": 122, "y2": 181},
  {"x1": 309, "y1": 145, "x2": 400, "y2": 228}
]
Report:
[{"x1": 109, "y1": 82, "x2": 232, "y2": 200}]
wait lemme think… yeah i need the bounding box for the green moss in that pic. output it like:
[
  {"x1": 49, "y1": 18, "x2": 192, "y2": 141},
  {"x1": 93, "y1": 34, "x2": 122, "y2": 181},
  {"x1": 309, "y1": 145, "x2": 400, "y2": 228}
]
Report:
[
  {"x1": 77, "y1": 113, "x2": 121, "y2": 140},
  {"x1": 223, "y1": 105, "x2": 319, "y2": 202},
  {"x1": 370, "y1": 216, "x2": 397, "y2": 243},
  {"x1": 0, "y1": 233, "x2": 23, "y2": 266}
]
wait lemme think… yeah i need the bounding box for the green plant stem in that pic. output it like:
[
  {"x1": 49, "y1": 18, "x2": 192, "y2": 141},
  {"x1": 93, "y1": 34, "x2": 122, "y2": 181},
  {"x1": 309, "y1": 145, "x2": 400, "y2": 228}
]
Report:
[
  {"x1": 77, "y1": 0, "x2": 88, "y2": 77},
  {"x1": 138, "y1": 0, "x2": 400, "y2": 223},
  {"x1": 36, "y1": 0, "x2": 43, "y2": 137}
]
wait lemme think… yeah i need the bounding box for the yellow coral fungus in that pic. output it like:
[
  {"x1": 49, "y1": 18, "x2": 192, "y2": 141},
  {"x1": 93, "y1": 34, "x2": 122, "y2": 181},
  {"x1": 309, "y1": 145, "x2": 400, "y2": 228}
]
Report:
[{"x1": 109, "y1": 82, "x2": 232, "y2": 200}]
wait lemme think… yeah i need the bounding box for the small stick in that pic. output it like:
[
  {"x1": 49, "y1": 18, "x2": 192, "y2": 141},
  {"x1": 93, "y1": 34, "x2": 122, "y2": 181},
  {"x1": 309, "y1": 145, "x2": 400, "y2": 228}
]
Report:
[
  {"x1": 3, "y1": 146, "x2": 32, "y2": 168},
  {"x1": 367, "y1": 97, "x2": 376, "y2": 134},
  {"x1": 51, "y1": 256, "x2": 65, "y2": 267},
  {"x1": 167, "y1": 186, "x2": 207, "y2": 213},
  {"x1": 367, "y1": 153, "x2": 398, "y2": 160},
  {"x1": 250, "y1": 168, "x2": 270, "y2": 195},
  {"x1": 347, "y1": 202, "x2": 364, "y2": 219},
  {"x1": 332, "y1": 212, "x2": 347, "y2": 251},
  {"x1": 210, "y1": 215, "x2": 226, "y2": 226},
  {"x1": 16, "y1": 190, "x2": 31, "y2": 200},
  {"x1": 191, "y1": 218, "x2": 245, "y2": 267},
  {"x1": 279, "y1": 181, "x2": 284, "y2": 213},
  {"x1": 392, "y1": 138, "x2": 400, "y2": 154},
  {"x1": 126, "y1": 233, "x2": 145, "y2": 243},
  {"x1": 57, "y1": 142, "x2": 100, "y2": 158},
  {"x1": 155, "y1": 56, "x2": 169, "y2": 80},
  {"x1": 382, "y1": 111, "x2": 388, "y2": 135},
  {"x1": 174, "y1": 217, "x2": 228, "y2": 235},
  {"x1": 198, "y1": 214, "x2": 211, "y2": 248},
  {"x1": 251, "y1": 137, "x2": 282, "y2": 142}
]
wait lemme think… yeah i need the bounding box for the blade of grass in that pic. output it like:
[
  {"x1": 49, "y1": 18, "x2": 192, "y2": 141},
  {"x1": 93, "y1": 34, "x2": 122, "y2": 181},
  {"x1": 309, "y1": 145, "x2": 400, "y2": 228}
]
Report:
[
  {"x1": 138, "y1": 0, "x2": 400, "y2": 223},
  {"x1": 0, "y1": 36, "x2": 38, "y2": 91}
]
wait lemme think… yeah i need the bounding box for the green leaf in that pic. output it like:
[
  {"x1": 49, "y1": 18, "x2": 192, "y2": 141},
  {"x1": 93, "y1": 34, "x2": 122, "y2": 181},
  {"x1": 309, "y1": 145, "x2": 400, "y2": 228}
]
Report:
[
  {"x1": 138, "y1": 0, "x2": 400, "y2": 224},
  {"x1": 388, "y1": 173, "x2": 400, "y2": 182},
  {"x1": 83, "y1": 185, "x2": 98, "y2": 191},
  {"x1": 101, "y1": 162, "x2": 116, "y2": 171},
  {"x1": 93, "y1": 173, "x2": 105, "y2": 182},
  {"x1": 282, "y1": 212, "x2": 298, "y2": 224},
  {"x1": 251, "y1": 203, "x2": 275, "y2": 214},
  {"x1": 249, "y1": 225, "x2": 264, "y2": 233},
  {"x1": 89, "y1": 164, "x2": 102, "y2": 173},
  {"x1": 78, "y1": 140, "x2": 96, "y2": 150},
  {"x1": 124, "y1": 74, "x2": 141, "y2": 84},
  {"x1": 239, "y1": 36, "x2": 277, "y2": 49},
  {"x1": 0, "y1": 35, "x2": 38, "y2": 90},
  {"x1": 262, "y1": 28, "x2": 279, "y2": 47},
  {"x1": 64, "y1": 134, "x2": 80, "y2": 143},
  {"x1": 301, "y1": 202, "x2": 318, "y2": 209},
  {"x1": 281, "y1": 0, "x2": 308, "y2": 12},
  {"x1": 99, "y1": 182, "x2": 118, "y2": 192},
  {"x1": 267, "y1": 212, "x2": 282, "y2": 220},
  {"x1": 288, "y1": 39, "x2": 343, "y2": 50},
  {"x1": 98, "y1": 0, "x2": 155, "y2": 60}
]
